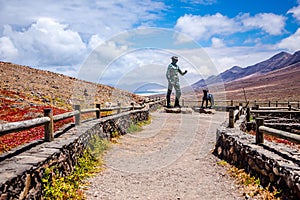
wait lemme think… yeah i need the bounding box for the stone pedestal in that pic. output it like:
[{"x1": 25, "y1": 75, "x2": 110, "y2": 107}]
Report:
[{"x1": 164, "y1": 107, "x2": 193, "y2": 114}]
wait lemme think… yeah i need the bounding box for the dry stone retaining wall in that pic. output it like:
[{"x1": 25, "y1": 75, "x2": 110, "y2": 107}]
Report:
[
  {"x1": 0, "y1": 104, "x2": 159, "y2": 199},
  {"x1": 214, "y1": 117, "x2": 300, "y2": 199}
]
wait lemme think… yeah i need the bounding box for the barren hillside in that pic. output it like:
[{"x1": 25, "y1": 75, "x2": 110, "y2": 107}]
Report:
[
  {"x1": 224, "y1": 62, "x2": 300, "y2": 101},
  {"x1": 189, "y1": 62, "x2": 300, "y2": 103},
  {"x1": 0, "y1": 61, "x2": 144, "y2": 110},
  {"x1": 0, "y1": 62, "x2": 145, "y2": 152}
]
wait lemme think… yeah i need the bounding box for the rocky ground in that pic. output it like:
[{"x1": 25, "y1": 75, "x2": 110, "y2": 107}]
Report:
[
  {"x1": 181, "y1": 63, "x2": 300, "y2": 105},
  {"x1": 0, "y1": 61, "x2": 144, "y2": 111},
  {"x1": 85, "y1": 110, "x2": 245, "y2": 200},
  {"x1": 223, "y1": 63, "x2": 300, "y2": 101},
  {"x1": 0, "y1": 61, "x2": 144, "y2": 152}
]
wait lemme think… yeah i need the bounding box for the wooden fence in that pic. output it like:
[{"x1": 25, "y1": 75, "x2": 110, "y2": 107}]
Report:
[
  {"x1": 224, "y1": 102, "x2": 300, "y2": 145},
  {"x1": 255, "y1": 118, "x2": 300, "y2": 144},
  {"x1": 0, "y1": 98, "x2": 163, "y2": 142},
  {"x1": 249, "y1": 105, "x2": 300, "y2": 145},
  {"x1": 182, "y1": 99, "x2": 300, "y2": 109},
  {"x1": 1, "y1": 98, "x2": 297, "y2": 146},
  {"x1": 228, "y1": 106, "x2": 244, "y2": 128}
]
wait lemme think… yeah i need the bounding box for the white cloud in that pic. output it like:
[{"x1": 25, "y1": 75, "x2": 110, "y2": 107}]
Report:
[
  {"x1": 241, "y1": 13, "x2": 286, "y2": 35},
  {"x1": 175, "y1": 13, "x2": 240, "y2": 40},
  {"x1": 80, "y1": 40, "x2": 217, "y2": 89},
  {"x1": 0, "y1": 0, "x2": 166, "y2": 74},
  {"x1": 287, "y1": 4, "x2": 300, "y2": 22},
  {"x1": 2, "y1": 18, "x2": 86, "y2": 67},
  {"x1": 277, "y1": 28, "x2": 300, "y2": 51},
  {"x1": 0, "y1": 36, "x2": 18, "y2": 60},
  {"x1": 180, "y1": 0, "x2": 217, "y2": 5},
  {"x1": 88, "y1": 35, "x2": 105, "y2": 50},
  {"x1": 77, "y1": 40, "x2": 130, "y2": 83},
  {"x1": 0, "y1": 0, "x2": 165, "y2": 40},
  {"x1": 174, "y1": 12, "x2": 286, "y2": 43},
  {"x1": 211, "y1": 37, "x2": 225, "y2": 48}
]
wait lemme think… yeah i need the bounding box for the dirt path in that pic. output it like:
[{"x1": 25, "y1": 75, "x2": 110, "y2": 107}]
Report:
[{"x1": 85, "y1": 109, "x2": 244, "y2": 199}]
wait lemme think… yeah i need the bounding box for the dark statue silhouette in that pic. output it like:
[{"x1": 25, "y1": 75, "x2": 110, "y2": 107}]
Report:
[{"x1": 201, "y1": 89, "x2": 214, "y2": 108}]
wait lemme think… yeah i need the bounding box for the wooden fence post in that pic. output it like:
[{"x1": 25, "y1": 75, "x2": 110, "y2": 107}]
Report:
[
  {"x1": 182, "y1": 99, "x2": 185, "y2": 107},
  {"x1": 246, "y1": 107, "x2": 250, "y2": 122},
  {"x1": 256, "y1": 118, "x2": 264, "y2": 144},
  {"x1": 44, "y1": 108, "x2": 54, "y2": 142},
  {"x1": 298, "y1": 101, "x2": 300, "y2": 109},
  {"x1": 75, "y1": 105, "x2": 81, "y2": 126},
  {"x1": 239, "y1": 103, "x2": 243, "y2": 114},
  {"x1": 229, "y1": 109, "x2": 234, "y2": 128},
  {"x1": 96, "y1": 104, "x2": 101, "y2": 119},
  {"x1": 236, "y1": 110, "x2": 240, "y2": 121},
  {"x1": 276, "y1": 101, "x2": 278, "y2": 107},
  {"x1": 231, "y1": 100, "x2": 233, "y2": 106},
  {"x1": 288, "y1": 104, "x2": 292, "y2": 119},
  {"x1": 117, "y1": 102, "x2": 121, "y2": 114},
  {"x1": 254, "y1": 100, "x2": 257, "y2": 107},
  {"x1": 131, "y1": 102, "x2": 135, "y2": 110},
  {"x1": 268, "y1": 101, "x2": 271, "y2": 107}
]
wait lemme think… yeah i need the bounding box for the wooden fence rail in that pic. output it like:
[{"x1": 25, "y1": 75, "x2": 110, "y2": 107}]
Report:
[
  {"x1": 250, "y1": 109, "x2": 300, "y2": 120},
  {"x1": 0, "y1": 117, "x2": 50, "y2": 137},
  {"x1": 242, "y1": 105, "x2": 300, "y2": 145},
  {"x1": 255, "y1": 118, "x2": 300, "y2": 144},
  {"x1": 53, "y1": 110, "x2": 80, "y2": 121},
  {"x1": 250, "y1": 110, "x2": 300, "y2": 114},
  {"x1": 184, "y1": 99, "x2": 300, "y2": 130},
  {"x1": 0, "y1": 99, "x2": 161, "y2": 142},
  {"x1": 214, "y1": 99, "x2": 300, "y2": 148},
  {"x1": 182, "y1": 99, "x2": 300, "y2": 108}
]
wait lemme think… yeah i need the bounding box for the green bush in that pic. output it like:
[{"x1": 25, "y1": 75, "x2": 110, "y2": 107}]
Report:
[
  {"x1": 42, "y1": 135, "x2": 109, "y2": 200},
  {"x1": 127, "y1": 117, "x2": 151, "y2": 133},
  {"x1": 127, "y1": 123, "x2": 142, "y2": 133}
]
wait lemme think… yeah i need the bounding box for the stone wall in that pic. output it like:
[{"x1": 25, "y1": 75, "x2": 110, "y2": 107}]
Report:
[
  {"x1": 214, "y1": 116, "x2": 300, "y2": 199},
  {"x1": 0, "y1": 106, "x2": 153, "y2": 199},
  {"x1": 148, "y1": 99, "x2": 165, "y2": 112}
]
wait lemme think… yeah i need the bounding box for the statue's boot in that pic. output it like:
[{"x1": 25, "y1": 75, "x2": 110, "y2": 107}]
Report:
[
  {"x1": 174, "y1": 97, "x2": 181, "y2": 108},
  {"x1": 166, "y1": 89, "x2": 172, "y2": 108}
]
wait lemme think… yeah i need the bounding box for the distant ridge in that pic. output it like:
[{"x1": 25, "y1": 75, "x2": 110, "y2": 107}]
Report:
[
  {"x1": 134, "y1": 83, "x2": 167, "y2": 96},
  {"x1": 192, "y1": 50, "x2": 300, "y2": 89}
]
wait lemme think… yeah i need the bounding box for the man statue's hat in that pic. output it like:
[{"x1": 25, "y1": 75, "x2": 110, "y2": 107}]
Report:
[{"x1": 171, "y1": 56, "x2": 178, "y2": 60}]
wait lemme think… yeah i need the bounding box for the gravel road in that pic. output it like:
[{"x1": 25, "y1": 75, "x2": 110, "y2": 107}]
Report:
[{"x1": 85, "y1": 109, "x2": 245, "y2": 200}]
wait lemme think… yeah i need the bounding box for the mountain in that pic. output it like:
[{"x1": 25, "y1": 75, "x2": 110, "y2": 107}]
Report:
[
  {"x1": 224, "y1": 62, "x2": 300, "y2": 101},
  {"x1": 192, "y1": 50, "x2": 300, "y2": 89},
  {"x1": 134, "y1": 83, "x2": 166, "y2": 94},
  {"x1": 285, "y1": 50, "x2": 300, "y2": 66}
]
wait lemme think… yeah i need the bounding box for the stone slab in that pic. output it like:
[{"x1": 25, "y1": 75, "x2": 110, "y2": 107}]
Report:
[
  {"x1": 164, "y1": 107, "x2": 181, "y2": 113},
  {"x1": 181, "y1": 107, "x2": 193, "y2": 114}
]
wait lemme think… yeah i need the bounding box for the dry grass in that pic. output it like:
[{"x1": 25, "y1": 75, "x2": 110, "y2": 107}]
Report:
[{"x1": 217, "y1": 160, "x2": 282, "y2": 200}]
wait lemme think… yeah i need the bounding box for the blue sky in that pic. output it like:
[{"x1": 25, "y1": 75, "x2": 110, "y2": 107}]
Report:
[{"x1": 0, "y1": 0, "x2": 300, "y2": 91}]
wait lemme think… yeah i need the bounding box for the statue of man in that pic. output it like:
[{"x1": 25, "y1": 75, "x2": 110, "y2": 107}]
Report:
[{"x1": 166, "y1": 56, "x2": 187, "y2": 108}]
